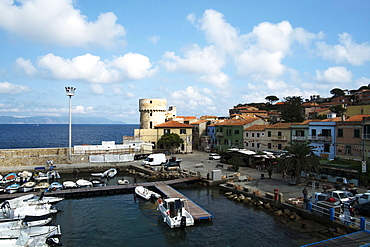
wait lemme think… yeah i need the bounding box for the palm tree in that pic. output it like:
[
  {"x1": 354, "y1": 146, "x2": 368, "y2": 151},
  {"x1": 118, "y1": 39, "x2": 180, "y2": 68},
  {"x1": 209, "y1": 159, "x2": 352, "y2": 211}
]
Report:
[{"x1": 278, "y1": 142, "x2": 321, "y2": 184}]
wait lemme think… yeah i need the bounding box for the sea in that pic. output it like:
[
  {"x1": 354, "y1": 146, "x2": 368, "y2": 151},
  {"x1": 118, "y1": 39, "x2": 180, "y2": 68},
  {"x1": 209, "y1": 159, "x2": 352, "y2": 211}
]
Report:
[{"x1": 0, "y1": 124, "x2": 318, "y2": 247}]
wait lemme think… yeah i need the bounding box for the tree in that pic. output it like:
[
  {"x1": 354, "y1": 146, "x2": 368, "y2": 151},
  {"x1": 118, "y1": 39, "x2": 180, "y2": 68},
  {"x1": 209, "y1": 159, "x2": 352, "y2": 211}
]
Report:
[
  {"x1": 280, "y1": 96, "x2": 305, "y2": 122},
  {"x1": 330, "y1": 88, "x2": 345, "y2": 97},
  {"x1": 278, "y1": 142, "x2": 321, "y2": 184},
  {"x1": 265, "y1": 95, "x2": 279, "y2": 104},
  {"x1": 329, "y1": 105, "x2": 347, "y2": 117},
  {"x1": 157, "y1": 133, "x2": 184, "y2": 152}
]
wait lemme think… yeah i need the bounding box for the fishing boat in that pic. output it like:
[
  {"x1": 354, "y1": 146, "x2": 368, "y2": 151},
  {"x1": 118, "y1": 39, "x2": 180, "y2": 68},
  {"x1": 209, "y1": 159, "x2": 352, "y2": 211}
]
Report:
[
  {"x1": 90, "y1": 179, "x2": 106, "y2": 187},
  {"x1": 135, "y1": 186, "x2": 161, "y2": 200},
  {"x1": 19, "y1": 181, "x2": 36, "y2": 193},
  {"x1": 63, "y1": 181, "x2": 77, "y2": 189},
  {"x1": 76, "y1": 179, "x2": 92, "y2": 188},
  {"x1": 157, "y1": 198, "x2": 194, "y2": 228},
  {"x1": 5, "y1": 183, "x2": 20, "y2": 194}
]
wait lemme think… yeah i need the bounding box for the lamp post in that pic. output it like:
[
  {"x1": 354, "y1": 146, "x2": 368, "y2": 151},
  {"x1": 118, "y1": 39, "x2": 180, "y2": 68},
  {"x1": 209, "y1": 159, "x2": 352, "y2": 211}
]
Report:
[{"x1": 65, "y1": 86, "x2": 76, "y2": 161}]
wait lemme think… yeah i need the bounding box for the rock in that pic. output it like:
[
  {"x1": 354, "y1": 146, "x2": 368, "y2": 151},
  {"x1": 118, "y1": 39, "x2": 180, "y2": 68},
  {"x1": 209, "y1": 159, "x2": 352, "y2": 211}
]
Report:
[
  {"x1": 289, "y1": 215, "x2": 296, "y2": 220},
  {"x1": 225, "y1": 192, "x2": 233, "y2": 196},
  {"x1": 264, "y1": 203, "x2": 271, "y2": 209},
  {"x1": 228, "y1": 195, "x2": 234, "y2": 199},
  {"x1": 238, "y1": 194, "x2": 245, "y2": 201},
  {"x1": 256, "y1": 200, "x2": 263, "y2": 206},
  {"x1": 336, "y1": 227, "x2": 347, "y2": 235},
  {"x1": 243, "y1": 197, "x2": 252, "y2": 203},
  {"x1": 274, "y1": 210, "x2": 283, "y2": 216},
  {"x1": 283, "y1": 209, "x2": 291, "y2": 216},
  {"x1": 280, "y1": 219, "x2": 288, "y2": 224}
]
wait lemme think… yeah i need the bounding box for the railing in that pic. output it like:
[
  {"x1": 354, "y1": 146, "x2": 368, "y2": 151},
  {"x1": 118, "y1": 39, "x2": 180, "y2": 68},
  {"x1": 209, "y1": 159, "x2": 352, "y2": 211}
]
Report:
[
  {"x1": 291, "y1": 136, "x2": 307, "y2": 141},
  {"x1": 308, "y1": 135, "x2": 332, "y2": 141},
  {"x1": 270, "y1": 135, "x2": 287, "y2": 141}
]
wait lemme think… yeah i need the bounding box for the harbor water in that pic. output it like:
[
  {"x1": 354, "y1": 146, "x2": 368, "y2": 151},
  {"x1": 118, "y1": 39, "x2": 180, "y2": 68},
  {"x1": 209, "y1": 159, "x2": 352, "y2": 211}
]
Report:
[{"x1": 0, "y1": 124, "x2": 320, "y2": 246}]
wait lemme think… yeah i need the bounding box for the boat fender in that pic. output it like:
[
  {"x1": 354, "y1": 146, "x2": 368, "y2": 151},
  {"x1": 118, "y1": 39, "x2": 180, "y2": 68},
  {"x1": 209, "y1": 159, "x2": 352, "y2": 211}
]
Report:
[
  {"x1": 181, "y1": 216, "x2": 186, "y2": 228},
  {"x1": 158, "y1": 198, "x2": 162, "y2": 204}
]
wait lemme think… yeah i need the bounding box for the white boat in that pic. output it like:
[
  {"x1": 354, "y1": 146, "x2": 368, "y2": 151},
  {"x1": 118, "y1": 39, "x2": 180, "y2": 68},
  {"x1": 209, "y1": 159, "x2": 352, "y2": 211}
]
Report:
[
  {"x1": 76, "y1": 179, "x2": 92, "y2": 188},
  {"x1": 19, "y1": 181, "x2": 36, "y2": 193},
  {"x1": 117, "y1": 179, "x2": 129, "y2": 185},
  {"x1": 63, "y1": 181, "x2": 77, "y2": 189},
  {"x1": 91, "y1": 168, "x2": 118, "y2": 178},
  {"x1": 16, "y1": 171, "x2": 33, "y2": 183},
  {"x1": 48, "y1": 182, "x2": 63, "y2": 191},
  {"x1": 0, "y1": 202, "x2": 57, "y2": 221},
  {"x1": 34, "y1": 182, "x2": 49, "y2": 191},
  {"x1": 157, "y1": 198, "x2": 194, "y2": 228},
  {"x1": 0, "y1": 216, "x2": 52, "y2": 228},
  {"x1": 3, "y1": 194, "x2": 63, "y2": 209},
  {"x1": 5, "y1": 183, "x2": 20, "y2": 194},
  {"x1": 0, "y1": 173, "x2": 17, "y2": 184},
  {"x1": 34, "y1": 171, "x2": 60, "y2": 181},
  {"x1": 135, "y1": 186, "x2": 161, "y2": 200},
  {"x1": 0, "y1": 235, "x2": 61, "y2": 247},
  {"x1": 91, "y1": 179, "x2": 106, "y2": 187},
  {"x1": 0, "y1": 225, "x2": 61, "y2": 239}
]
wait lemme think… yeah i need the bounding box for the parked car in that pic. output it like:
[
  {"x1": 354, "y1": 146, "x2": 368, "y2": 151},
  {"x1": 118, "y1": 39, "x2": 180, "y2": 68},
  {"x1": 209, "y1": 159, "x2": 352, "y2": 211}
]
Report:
[
  {"x1": 209, "y1": 153, "x2": 221, "y2": 160},
  {"x1": 357, "y1": 193, "x2": 370, "y2": 204},
  {"x1": 354, "y1": 201, "x2": 370, "y2": 216},
  {"x1": 163, "y1": 161, "x2": 181, "y2": 171}
]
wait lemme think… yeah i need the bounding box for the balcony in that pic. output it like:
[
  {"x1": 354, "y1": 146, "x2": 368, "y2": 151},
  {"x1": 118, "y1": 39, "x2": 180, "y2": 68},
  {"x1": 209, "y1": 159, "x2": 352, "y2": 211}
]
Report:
[
  {"x1": 363, "y1": 133, "x2": 370, "y2": 140},
  {"x1": 292, "y1": 136, "x2": 307, "y2": 141},
  {"x1": 271, "y1": 135, "x2": 287, "y2": 141},
  {"x1": 308, "y1": 135, "x2": 332, "y2": 142},
  {"x1": 216, "y1": 132, "x2": 224, "y2": 137}
]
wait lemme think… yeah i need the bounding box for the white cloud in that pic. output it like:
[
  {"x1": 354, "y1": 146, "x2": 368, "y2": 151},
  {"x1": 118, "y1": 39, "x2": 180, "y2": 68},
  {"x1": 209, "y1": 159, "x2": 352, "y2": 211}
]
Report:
[
  {"x1": 15, "y1": 58, "x2": 37, "y2": 75},
  {"x1": 170, "y1": 86, "x2": 213, "y2": 109},
  {"x1": 74, "y1": 105, "x2": 94, "y2": 114},
  {"x1": 91, "y1": 84, "x2": 104, "y2": 94},
  {"x1": 149, "y1": 35, "x2": 160, "y2": 44},
  {"x1": 0, "y1": 0, "x2": 126, "y2": 48},
  {"x1": 316, "y1": 33, "x2": 370, "y2": 65},
  {"x1": 0, "y1": 81, "x2": 30, "y2": 94},
  {"x1": 31, "y1": 52, "x2": 156, "y2": 83},
  {"x1": 316, "y1": 66, "x2": 353, "y2": 83}
]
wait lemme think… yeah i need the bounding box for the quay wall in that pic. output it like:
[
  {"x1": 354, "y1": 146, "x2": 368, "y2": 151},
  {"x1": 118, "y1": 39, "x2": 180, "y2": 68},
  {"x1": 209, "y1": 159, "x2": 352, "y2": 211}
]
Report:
[{"x1": 0, "y1": 148, "x2": 88, "y2": 169}]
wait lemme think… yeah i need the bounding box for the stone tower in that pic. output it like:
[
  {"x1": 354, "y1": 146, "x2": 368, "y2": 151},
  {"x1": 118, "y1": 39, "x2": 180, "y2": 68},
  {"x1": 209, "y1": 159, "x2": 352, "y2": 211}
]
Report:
[{"x1": 139, "y1": 99, "x2": 167, "y2": 129}]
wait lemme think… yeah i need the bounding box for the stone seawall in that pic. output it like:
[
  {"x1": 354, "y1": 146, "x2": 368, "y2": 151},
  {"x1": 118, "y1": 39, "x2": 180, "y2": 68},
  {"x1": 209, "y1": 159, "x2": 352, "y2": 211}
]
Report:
[{"x1": 0, "y1": 148, "x2": 89, "y2": 169}]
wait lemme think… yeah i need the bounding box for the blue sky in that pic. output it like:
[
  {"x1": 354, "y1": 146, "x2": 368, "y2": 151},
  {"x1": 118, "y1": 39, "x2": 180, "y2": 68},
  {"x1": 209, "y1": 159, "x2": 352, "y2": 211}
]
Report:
[{"x1": 0, "y1": 0, "x2": 369, "y2": 124}]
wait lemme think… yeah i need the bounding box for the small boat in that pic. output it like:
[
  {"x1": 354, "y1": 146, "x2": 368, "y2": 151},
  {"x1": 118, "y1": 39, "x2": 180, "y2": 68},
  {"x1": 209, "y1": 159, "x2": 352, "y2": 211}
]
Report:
[
  {"x1": 91, "y1": 168, "x2": 118, "y2": 178},
  {"x1": 19, "y1": 181, "x2": 36, "y2": 193},
  {"x1": 157, "y1": 198, "x2": 194, "y2": 228},
  {"x1": 91, "y1": 179, "x2": 106, "y2": 187},
  {"x1": 0, "y1": 215, "x2": 52, "y2": 228},
  {"x1": 34, "y1": 182, "x2": 50, "y2": 191},
  {"x1": 5, "y1": 183, "x2": 20, "y2": 194},
  {"x1": 117, "y1": 178, "x2": 129, "y2": 185},
  {"x1": 63, "y1": 181, "x2": 77, "y2": 189},
  {"x1": 135, "y1": 186, "x2": 161, "y2": 200},
  {"x1": 0, "y1": 225, "x2": 61, "y2": 239},
  {"x1": 0, "y1": 201, "x2": 58, "y2": 221},
  {"x1": 48, "y1": 182, "x2": 63, "y2": 191},
  {"x1": 5, "y1": 194, "x2": 63, "y2": 208},
  {"x1": 76, "y1": 179, "x2": 92, "y2": 188},
  {"x1": 0, "y1": 236, "x2": 61, "y2": 247},
  {"x1": 0, "y1": 173, "x2": 17, "y2": 184},
  {"x1": 34, "y1": 171, "x2": 60, "y2": 181},
  {"x1": 16, "y1": 171, "x2": 33, "y2": 183}
]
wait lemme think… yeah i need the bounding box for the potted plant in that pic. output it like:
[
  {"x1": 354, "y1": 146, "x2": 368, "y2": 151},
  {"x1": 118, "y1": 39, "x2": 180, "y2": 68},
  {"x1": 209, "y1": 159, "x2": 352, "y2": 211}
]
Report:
[{"x1": 320, "y1": 175, "x2": 328, "y2": 182}]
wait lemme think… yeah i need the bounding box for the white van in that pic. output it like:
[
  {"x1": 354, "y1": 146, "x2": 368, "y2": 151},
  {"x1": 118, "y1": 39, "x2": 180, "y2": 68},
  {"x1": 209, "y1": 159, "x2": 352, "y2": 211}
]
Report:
[{"x1": 142, "y1": 153, "x2": 167, "y2": 166}]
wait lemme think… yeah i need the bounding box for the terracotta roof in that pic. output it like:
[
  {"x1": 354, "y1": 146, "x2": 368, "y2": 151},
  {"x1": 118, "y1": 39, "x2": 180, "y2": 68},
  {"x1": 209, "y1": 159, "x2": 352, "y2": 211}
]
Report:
[
  {"x1": 265, "y1": 123, "x2": 293, "y2": 129},
  {"x1": 154, "y1": 120, "x2": 192, "y2": 128},
  {"x1": 244, "y1": 125, "x2": 269, "y2": 131},
  {"x1": 321, "y1": 117, "x2": 342, "y2": 122},
  {"x1": 275, "y1": 102, "x2": 285, "y2": 105},
  {"x1": 214, "y1": 118, "x2": 260, "y2": 126},
  {"x1": 190, "y1": 120, "x2": 208, "y2": 125},
  {"x1": 346, "y1": 115, "x2": 370, "y2": 122}
]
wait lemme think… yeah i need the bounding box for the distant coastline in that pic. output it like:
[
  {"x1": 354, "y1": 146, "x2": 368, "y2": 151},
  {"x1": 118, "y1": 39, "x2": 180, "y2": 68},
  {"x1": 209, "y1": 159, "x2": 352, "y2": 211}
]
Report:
[{"x1": 0, "y1": 116, "x2": 130, "y2": 124}]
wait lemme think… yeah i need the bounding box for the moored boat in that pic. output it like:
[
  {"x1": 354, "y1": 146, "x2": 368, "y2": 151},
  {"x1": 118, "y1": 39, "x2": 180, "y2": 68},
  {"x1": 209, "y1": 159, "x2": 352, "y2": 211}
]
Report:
[
  {"x1": 5, "y1": 183, "x2": 20, "y2": 194},
  {"x1": 63, "y1": 181, "x2": 77, "y2": 189},
  {"x1": 19, "y1": 181, "x2": 36, "y2": 193},
  {"x1": 135, "y1": 186, "x2": 161, "y2": 200},
  {"x1": 91, "y1": 168, "x2": 118, "y2": 178},
  {"x1": 34, "y1": 182, "x2": 50, "y2": 191},
  {"x1": 157, "y1": 198, "x2": 194, "y2": 228},
  {"x1": 0, "y1": 173, "x2": 17, "y2": 184},
  {"x1": 48, "y1": 182, "x2": 63, "y2": 191},
  {"x1": 0, "y1": 225, "x2": 61, "y2": 239},
  {"x1": 117, "y1": 178, "x2": 129, "y2": 185},
  {"x1": 91, "y1": 179, "x2": 106, "y2": 187},
  {"x1": 76, "y1": 179, "x2": 92, "y2": 188}
]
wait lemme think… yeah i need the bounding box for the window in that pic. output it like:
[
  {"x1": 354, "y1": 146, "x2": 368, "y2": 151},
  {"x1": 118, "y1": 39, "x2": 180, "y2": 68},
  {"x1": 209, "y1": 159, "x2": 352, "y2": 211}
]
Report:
[
  {"x1": 324, "y1": 143, "x2": 330, "y2": 152},
  {"x1": 338, "y1": 129, "x2": 343, "y2": 137},
  {"x1": 150, "y1": 121, "x2": 153, "y2": 129},
  {"x1": 235, "y1": 130, "x2": 239, "y2": 134},
  {"x1": 251, "y1": 142, "x2": 255, "y2": 148},
  {"x1": 278, "y1": 144, "x2": 282, "y2": 149},
  {"x1": 252, "y1": 132, "x2": 255, "y2": 137},
  {"x1": 322, "y1": 129, "x2": 331, "y2": 136},
  {"x1": 246, "y1": 132, "x2": 249, "y2": 137},
  {"x1": 245, "y1": 142, "x2": 249, "y2": 147},
  {"x1": 346, "y1": 145, "x2": 352, "y2": 155},
  {"x1": 261, "y1": 133, "x2": 265, "y2": 136},
  {"x1": 354, "y1": 129, "x2": 360, "y2": 138},
  {"x1": 278, "y1": 131, "x2": 282, "y2": 137},
  {"x1": 257, "y1": 143, "x2": 260, "y2": 149},
  {"x1": 180, "y1": 129, "x2": 186, "y2": 134},
  {"x1": 268, "y1": 143, "x2": 271, "y2": 149},
  {"x1": 164, "y1": 129, "x2": 170, "y2": 134},
  {"x1": 267, "y1": 131, "x2": 271, "y2": 137},
  {"x1": 311, "y1": 129, "x2": 316, "y2": 136},
  {"x1": 257, "y1": 133, "x2": 260, "y2": 138}
]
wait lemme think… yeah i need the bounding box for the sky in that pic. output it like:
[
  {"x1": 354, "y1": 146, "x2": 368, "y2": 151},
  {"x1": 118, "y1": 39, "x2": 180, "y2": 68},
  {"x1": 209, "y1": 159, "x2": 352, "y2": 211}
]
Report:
[{"x1": 0, "y1": 0, "x2": 369, "y2": 124}]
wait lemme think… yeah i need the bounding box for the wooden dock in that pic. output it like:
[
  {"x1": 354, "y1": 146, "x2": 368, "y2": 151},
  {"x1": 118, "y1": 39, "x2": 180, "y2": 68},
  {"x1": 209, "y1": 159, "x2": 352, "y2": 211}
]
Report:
[
  {"x1": 154, "y1": 181, "x2": 213, "y2": 221},
  {"x1": 0, "y1": 177, "x2": 202, "y2": 201}
]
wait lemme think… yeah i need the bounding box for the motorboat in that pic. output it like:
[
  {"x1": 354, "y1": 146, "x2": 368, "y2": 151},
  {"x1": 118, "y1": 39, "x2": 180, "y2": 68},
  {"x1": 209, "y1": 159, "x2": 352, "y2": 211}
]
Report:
[
  {"x1": 0, "y1": 224, "x2": 61, "y2": 239},
  {"x1": 0, "y1": 215, "x2": 52, "y2": 228},
  {"x1": 117, "y1": 178, "x2": 129, "y2": 185},
  {"x1": 157, "y1": 198, "x2": 194, "y2": 228},
  {"x1": 91, "y1": 168, "x2": 118, "y2": 178},
  {"x1": 48, "y1": 182, "x2": 63, "y2": 191},
  {"x1": 19, "y1": 181, "x2": 36, "y2": 193},
  {"x1": 0, "y1": 173, "x2": 17, "y2": 184},
  {"x1": 5, "y1": 194, "x2": 63, "y2": 208},
  {"x1": 91, "y1": 179, "x2": 106, "y2": 187},
  {"x1": 0, "y1": 201, "x2": 57, "y2": 221},
  {"x1": 34, "y1": 182, "x2": 50, "y2": 191},
  {"x1": 63, "y1": 181, "x2": 77, "y2": 189},
  {"x1": 34, "y1": 171, "x2": 60, "y2": 181},
  {"x1": 135, "y1": 186, "x2": 161, "y2": 200},
  {"x1": 5, "y1": 183, "x2": 20, "y2": 194},
  {"x1": 76, "y1": 179, "x2": 92, "y2": 188},
  {"x1": 0, "y1": 236, "x2": 61, "y2": 247},
  {"x1": 16, "y1": 171, "x2": 33, "y2": 183}
]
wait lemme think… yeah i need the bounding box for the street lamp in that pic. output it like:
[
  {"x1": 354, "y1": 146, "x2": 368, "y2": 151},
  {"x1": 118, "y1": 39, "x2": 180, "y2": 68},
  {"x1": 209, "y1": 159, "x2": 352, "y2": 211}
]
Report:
[{"x1": 65, "y1": 86, "x2": 76, "y2": 161}]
